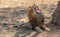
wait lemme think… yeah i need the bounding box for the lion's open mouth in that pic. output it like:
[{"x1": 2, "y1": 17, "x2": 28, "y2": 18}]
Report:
[{"x1": 33, "y1": 4, "x2": 41, "y2": 14}]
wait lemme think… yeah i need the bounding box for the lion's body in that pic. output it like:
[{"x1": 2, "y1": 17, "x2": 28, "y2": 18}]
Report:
[
  {"x1": 28, "y1": 6, "x2": 44, "y2": 30},
  {"x1": 28, "y1": 4, "x2": 51, "y2": 31}
]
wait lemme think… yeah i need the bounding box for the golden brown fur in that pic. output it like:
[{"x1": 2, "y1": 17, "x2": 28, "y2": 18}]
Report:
[
  {"x1": 28, "y1": 4, "x2": 51, "y2": 31},
  {"x1": 28, "y1": 6, "x2": 45, "y2": 30}
]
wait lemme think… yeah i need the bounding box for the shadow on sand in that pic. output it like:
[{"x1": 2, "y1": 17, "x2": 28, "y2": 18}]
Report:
[
  {"x1": 0, "y1": 6, "x2": 41, "y2": 37},
  {"x1": 0, "y1": 1, "x2": 60, "y2": 37}
]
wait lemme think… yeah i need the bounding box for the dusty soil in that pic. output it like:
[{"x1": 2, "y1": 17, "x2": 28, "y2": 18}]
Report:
[
  {"x1": 0, "y1": 22, "x2": 60, "y2": 37},
  {"x1": 0, "y1": 0, "x2": 60, "y2": 37},
  {"x1": 0, "y1": 6, "x2": 60, "y2": 37}
]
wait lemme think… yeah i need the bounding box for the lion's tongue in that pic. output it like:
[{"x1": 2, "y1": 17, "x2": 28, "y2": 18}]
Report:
[{"x1": 34, "y1": 7, "x2": 41, "y2": 14}]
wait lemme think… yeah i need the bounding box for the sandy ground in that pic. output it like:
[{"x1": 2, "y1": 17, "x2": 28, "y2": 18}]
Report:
[
  {"x1": 0, "y1": 0, "x2": 60, "y2": 37},
  {"x1": 0, "y1": 23, "x2": 60, "y2": 37},
  {"x1": 0, "y1": 0, "x2": 59, "y2": 8},
  {"x1": 0, "y1": 7, "x2": 60, "y2": 37}
]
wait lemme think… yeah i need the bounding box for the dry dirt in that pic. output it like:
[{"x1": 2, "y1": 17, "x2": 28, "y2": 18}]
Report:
[{"x1": 0, "y1": 0, "x2": 60, "y2": 37}]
